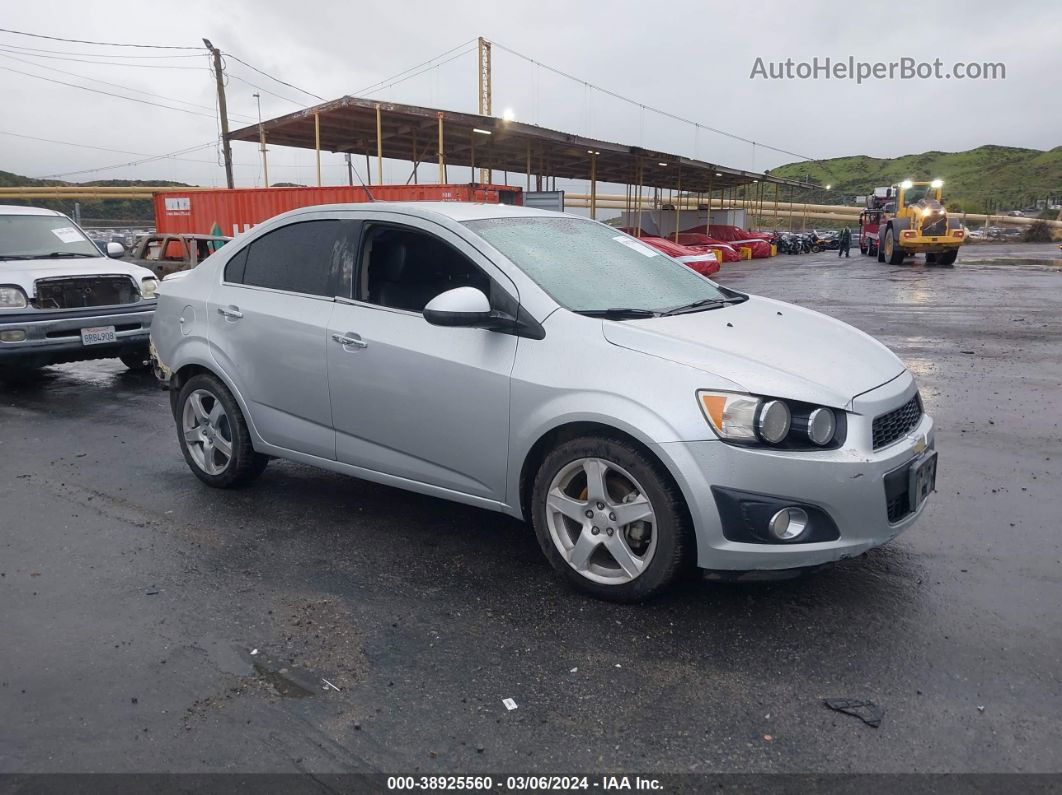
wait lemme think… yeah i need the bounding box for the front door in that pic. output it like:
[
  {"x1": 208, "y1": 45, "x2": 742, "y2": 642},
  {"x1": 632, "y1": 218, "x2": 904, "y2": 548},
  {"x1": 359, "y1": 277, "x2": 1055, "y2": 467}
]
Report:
[{"x1": 327, "y1": 218, "x2": 518, "y2": 501}]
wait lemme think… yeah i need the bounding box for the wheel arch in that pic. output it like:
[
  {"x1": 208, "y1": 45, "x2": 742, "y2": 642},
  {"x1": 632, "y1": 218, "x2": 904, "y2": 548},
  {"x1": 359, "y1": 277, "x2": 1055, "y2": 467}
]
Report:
[
  {"x1": 167, "y1": 356, "x2": 260, "y2": 449},
  {"x1": 517, "y1": 420, "x2": 695, "y2": 540}
]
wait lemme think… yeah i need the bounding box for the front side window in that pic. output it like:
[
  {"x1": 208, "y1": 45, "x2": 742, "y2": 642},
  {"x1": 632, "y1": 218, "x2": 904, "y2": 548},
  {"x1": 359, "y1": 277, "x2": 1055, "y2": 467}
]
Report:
[
  {"x1": 0, "y1": 214, "x2": 100, "y2": 261},
  {"x1": 465, "y1": 216, "x2": 726, "y2": 313},
  {"x1": 227, "y1": 220, "x2": 339, "y2": 297},
  {"x1": 356, "y1": 225, "x2": 491, "y2": 312}
]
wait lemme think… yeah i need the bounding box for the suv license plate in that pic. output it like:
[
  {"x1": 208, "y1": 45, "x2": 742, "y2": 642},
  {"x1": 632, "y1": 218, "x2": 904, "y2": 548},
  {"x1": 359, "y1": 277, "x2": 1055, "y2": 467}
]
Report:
[
  {"x1": 908, "y1": 450, "x2": 938, "y2": 511},
  {"x1": 81, "y1": 326, "x2": 117, "y2": 346}
]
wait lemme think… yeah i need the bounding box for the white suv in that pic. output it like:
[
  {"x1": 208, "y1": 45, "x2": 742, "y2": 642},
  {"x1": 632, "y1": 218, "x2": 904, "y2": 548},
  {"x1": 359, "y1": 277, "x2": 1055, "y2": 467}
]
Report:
[{"x1": 0, "y1": 206, "x2": 159, "y2": 370}]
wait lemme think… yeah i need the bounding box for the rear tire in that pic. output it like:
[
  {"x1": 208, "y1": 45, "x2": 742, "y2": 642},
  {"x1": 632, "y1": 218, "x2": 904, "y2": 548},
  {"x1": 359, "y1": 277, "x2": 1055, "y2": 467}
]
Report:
[
  {"x1": 176, "y1": 373, "x2": 269, "y2": 488},
  {"x1": 531, "y1": 435, "x2": 693, "y2": 602},
  {"x1": 936, "y1": 248, "x2": 958, "y2": 265}
]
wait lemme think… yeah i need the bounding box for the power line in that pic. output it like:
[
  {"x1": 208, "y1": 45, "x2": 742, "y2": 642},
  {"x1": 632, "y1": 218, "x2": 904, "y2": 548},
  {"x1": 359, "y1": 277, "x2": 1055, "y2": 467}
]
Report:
[
  {"x1": 226, "y1": 73, "x2": 307, "y2": 107},
  {"x1": 0, "y1": 63, "x2": 222, "y2": 119},
  {"x1": 0, "y1": 45, "x2": 208, "y2": 69},
  {"x1": 0, "y1": 27, "x2": 203, "y2": 50},
  {"x1": 221, "y1": 51, "x2": 325, "y2": 101},
  {"x1": 491, "y1": 40, "x2": 824, "y2": 167},
  {"x1": 0, "y1": 41, "x2": 204, "y2": 59},
  {"x1": 350, "y1": 38, "x2": 477, "y2": 97},
  {"x1": 0, "y1": 129, "x2": 271, "y2": 168},
  {"x1": 0, "y1": 51, "x2": 255, "y2": 121},
  {"x1": 36, "y1": 142, "x2": 220, "y2": 179},
  {"x1": 354, "y1": 45, "x2": 477, "y2": 98}
]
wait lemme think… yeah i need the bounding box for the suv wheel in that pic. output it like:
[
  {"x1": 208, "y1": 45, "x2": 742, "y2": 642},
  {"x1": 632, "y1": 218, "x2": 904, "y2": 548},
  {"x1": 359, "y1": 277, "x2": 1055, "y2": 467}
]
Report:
[
  {"x1": 531, "y1": 435, "x2": 692, "y2": 602},
  {"x1": 119, "y1": 349, "x2": 151, "y2": 371},
  {"x1": 176, "y1": 373, "x2": 268, "y2": 488}
]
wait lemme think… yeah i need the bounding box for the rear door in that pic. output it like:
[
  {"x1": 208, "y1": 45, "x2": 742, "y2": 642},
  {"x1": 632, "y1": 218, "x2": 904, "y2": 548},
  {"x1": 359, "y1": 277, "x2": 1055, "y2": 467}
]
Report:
[{"x1": 208, "y1": 217, "x2": 357, "y2": 460}]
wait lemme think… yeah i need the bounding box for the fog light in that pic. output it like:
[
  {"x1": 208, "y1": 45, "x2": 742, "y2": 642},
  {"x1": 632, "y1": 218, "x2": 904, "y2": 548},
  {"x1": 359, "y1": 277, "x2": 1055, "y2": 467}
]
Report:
[
  {"x1": 0, "y1": 329, "x2": 27, "y2": 342},
  {"x1": 768, "y1": 507, "x2": 809, "y2": 541}
]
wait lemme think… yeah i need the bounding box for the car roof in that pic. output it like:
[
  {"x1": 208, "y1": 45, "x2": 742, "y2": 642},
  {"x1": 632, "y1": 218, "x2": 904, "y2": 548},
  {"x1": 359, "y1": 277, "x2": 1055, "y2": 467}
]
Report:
[
  {"x1": 288, "y1": 201, "x2": 568, "y2": 223},
  {"x1": 0, "y1": 204, "x2": 66, "y2": 217}
]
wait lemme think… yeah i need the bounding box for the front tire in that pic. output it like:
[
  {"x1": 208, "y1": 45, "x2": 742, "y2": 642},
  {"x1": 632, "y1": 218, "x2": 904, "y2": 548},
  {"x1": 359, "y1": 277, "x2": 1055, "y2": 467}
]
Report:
[
  {"x1": 531, "y1": 435, "x2": 693, "y2": 602},
  {"x1": 176, "y1": 373, "x2": 269, "y2": 488},
  {"x1": 936, "y1": 248, "x2": 958, "y2": 265},
  {"x1": 119, "y1": 348, "x2": 151, "y2": 371},
  {"x1": 884, "y1": 228, "x2": 906, "y2": 264}
]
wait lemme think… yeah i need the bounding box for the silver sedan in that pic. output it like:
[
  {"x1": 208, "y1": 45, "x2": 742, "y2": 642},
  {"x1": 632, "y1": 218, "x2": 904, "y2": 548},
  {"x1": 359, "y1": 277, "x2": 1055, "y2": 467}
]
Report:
[{"x1": 151, "y1": 202, "x2": 936, "y2": 601}]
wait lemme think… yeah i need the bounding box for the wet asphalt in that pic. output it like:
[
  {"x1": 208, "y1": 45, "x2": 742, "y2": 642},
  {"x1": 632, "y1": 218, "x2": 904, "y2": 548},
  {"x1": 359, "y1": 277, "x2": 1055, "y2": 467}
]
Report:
[{"x1": 1, "y1": 242, "x2": 1060, "y2": 774}]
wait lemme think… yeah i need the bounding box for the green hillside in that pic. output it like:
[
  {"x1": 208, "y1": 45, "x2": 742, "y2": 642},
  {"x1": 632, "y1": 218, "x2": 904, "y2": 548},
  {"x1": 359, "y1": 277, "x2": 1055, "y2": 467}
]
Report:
[
  {"x1": 0, "y1": 170, "x2": 191, "y2": 223},
  {"x1": 768, "y1": 145, "x2": 1062, "y2": 215}
]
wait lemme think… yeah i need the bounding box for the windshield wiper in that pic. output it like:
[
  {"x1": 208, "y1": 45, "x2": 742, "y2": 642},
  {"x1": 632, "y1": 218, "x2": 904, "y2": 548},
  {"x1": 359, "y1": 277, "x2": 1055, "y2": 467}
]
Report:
[
  {"x1": 663, "y1": 296, "x2": 746, "y2": 316},
  {"x1": 40, "y1": 251, "x2": 99, "y2": 258},
  {"x1": 576, "y1": 307, "x2": 660, "y2": 320}
]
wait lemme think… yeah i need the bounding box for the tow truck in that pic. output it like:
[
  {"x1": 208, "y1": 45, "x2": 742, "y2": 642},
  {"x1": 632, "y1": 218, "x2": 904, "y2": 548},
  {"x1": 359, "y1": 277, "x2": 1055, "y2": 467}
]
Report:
[{"x1": 870, "y1": 179, "x2": 966, "y2": 265}]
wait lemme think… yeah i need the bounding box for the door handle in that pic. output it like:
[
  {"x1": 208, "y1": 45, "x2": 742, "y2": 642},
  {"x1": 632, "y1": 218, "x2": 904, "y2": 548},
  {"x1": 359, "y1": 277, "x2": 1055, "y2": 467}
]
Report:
[
  {"x1": 331, "y1": 332, "x2": 368, "y2": 349},
  {"x1": 217, "y1": 305, "x2": 243, "y2": 320}
]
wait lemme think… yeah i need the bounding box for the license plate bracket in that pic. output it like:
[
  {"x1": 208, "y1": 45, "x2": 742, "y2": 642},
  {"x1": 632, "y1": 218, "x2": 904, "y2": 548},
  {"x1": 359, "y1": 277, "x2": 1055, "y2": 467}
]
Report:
[
  {"x1": 81, "y1": 325, "x2": 117, "y2": 346},
  {"x1": 908, "y1": 450, "x2": 938, "y2": 512}
]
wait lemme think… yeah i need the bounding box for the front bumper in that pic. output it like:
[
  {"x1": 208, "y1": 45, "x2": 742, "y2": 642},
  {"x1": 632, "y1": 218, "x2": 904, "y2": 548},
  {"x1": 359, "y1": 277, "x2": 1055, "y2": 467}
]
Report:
[
  {"x1": 659, "y1": 374, "x2": 936, "y2": 571},
  {"x1": 0, "y1": 303, "x2": 154, "y2": 366}
]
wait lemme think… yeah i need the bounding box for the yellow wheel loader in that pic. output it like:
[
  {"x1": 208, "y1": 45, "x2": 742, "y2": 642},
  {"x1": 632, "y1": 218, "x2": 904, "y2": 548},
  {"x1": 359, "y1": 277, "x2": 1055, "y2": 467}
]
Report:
[{"x1": 876, "y1": 179, "x2": 967, "y2": 265}]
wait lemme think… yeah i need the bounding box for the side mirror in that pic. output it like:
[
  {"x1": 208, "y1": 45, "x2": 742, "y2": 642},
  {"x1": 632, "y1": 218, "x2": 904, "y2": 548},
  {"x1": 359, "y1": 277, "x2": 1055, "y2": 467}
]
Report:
[
  {"x1": 106, "y1": 241, "x2": 125, "y2": 258},
  {"x1": 423, "y1": 287, "x2": 495, "y2": 327}
]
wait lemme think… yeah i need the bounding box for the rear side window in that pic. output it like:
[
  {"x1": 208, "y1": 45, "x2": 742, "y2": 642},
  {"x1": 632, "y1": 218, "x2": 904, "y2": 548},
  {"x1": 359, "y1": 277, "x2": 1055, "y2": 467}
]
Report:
[{"x1": 229, "y1": 220, "x2": 339, "y2": 297}]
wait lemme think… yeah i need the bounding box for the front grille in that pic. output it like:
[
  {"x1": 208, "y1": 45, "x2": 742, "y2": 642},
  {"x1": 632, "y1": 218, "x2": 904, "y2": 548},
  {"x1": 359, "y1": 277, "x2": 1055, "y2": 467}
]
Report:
[
  {"x1": 34, "y1": 276, "x2": 140, "y2": 310},
  {"x1": 872, "y1": 394, "x2": 923, "y2": 450}
]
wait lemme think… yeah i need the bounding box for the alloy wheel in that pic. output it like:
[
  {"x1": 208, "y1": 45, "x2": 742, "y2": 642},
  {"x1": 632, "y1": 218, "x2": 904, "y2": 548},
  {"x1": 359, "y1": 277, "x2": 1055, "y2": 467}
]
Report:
[
  {"x1": 544, "y1": 457, "x2": 658, "y2": 584},
  {"x1": 182, "y1": 388, "x2": 234, "y2": 476}
]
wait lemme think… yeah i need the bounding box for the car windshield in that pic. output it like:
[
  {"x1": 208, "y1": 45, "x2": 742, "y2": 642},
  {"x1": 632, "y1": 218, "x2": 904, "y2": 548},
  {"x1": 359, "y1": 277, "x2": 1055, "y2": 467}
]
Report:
[
  {"x1": 0, "y1": 214, "x2": 101, "y2": 261},
  {"x1": 465, "y1": 216, "x2": 727, "y2": 313}
]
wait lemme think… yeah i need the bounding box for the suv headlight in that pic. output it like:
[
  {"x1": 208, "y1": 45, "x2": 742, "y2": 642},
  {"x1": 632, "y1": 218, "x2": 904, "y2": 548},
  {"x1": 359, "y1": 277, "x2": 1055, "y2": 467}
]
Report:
[
  {"x1": 698, "y1": 390, "x2": 840, "y2": 448},
  {"x1": 141, "y1": 277, "x2": 159, "y2": 298},
  {"x1": 0, "y1": 286, "x2": 29, "y2": 309}
]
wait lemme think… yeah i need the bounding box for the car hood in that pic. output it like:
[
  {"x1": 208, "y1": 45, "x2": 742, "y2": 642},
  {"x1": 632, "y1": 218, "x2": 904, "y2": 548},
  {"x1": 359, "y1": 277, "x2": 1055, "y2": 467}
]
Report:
[
  {"x1": 601, "y1": 295, "x2": 906, "y2": 408},
  {"x1": 1, "y1": 256, "x2": 155, "y2": 294}
]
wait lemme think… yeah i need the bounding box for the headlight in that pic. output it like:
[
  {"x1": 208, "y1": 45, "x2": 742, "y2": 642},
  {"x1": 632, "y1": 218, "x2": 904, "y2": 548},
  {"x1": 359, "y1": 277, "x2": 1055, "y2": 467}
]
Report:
[
  {"x1": 0, "y1": 286, "x2": 28, "y2": 309},
  {"x1": 757, "y1": 400, "x2": 791, "y2": 444},
  {"x1": 141, "y1": 277, "x2": 159, "y2": 298},
  {"x1": 698, "y1": 391, "x2": 840, "y2": 447},
  {"x1": 805, "y1": 408, "x2": 836, "y2": 446},
  {"x1": 698, "y1": 391, "x2": 761, "y2": 442}
]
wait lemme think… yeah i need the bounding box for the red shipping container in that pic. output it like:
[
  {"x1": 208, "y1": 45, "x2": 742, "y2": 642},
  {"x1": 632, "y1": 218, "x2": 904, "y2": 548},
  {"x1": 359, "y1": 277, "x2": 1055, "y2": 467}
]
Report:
[{"x1": 154, "y1": 183, "x2": 522, "y2": 237}]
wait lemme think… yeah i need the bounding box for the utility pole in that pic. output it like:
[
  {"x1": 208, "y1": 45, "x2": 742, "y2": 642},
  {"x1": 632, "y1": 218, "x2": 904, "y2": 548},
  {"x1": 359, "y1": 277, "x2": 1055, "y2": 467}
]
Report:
[
  {"x1": 253, "y1": 92, "x2": 268, "y2": 188},
  {"x1": 345, "y1": 153, "x2": 354, "y2": 187},
  {"x1": 477, "y1": 37, "x2": 491, "y2": 183},
  {"x1": 203, "y1": 38, "x2": 235, "y2": 189}
]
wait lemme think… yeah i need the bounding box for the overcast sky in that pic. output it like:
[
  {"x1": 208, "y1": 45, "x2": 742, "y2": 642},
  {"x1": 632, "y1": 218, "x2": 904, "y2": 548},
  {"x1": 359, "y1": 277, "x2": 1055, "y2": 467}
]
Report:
[{"x1": 2, "y1": 0, "x2": 1060, "y2": 189}]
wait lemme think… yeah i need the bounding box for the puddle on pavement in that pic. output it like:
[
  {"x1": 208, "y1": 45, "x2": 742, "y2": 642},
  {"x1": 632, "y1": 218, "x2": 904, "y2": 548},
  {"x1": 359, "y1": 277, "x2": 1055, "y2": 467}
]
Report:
[
  {"x1": 236, "y1": 646, "x2": 323, "y2": 699},
  {"x1": 252, "y1": 661, "x2": 316, "y2": 698}
]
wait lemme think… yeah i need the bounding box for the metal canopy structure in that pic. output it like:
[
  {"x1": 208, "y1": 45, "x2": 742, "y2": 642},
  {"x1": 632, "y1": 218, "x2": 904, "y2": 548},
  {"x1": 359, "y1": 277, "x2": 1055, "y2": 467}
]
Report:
[{"x1": 227, "y1": 95, "x2": 805, "y2": 194}]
